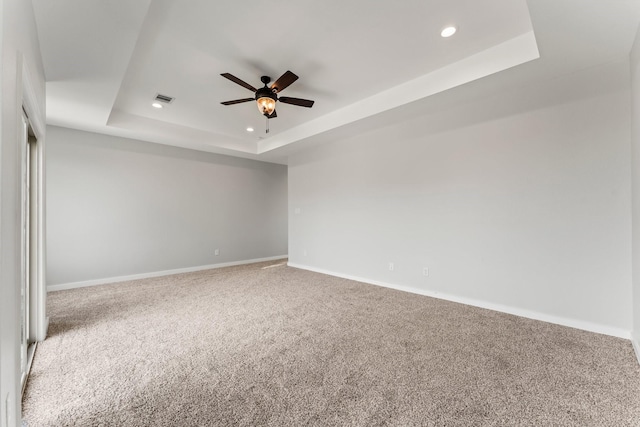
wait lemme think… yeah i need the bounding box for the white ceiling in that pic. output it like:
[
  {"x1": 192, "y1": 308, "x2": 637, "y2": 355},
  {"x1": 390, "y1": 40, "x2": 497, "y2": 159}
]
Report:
[{"x1": 32, "y1": 1, "x2": 640, "y2": 164}]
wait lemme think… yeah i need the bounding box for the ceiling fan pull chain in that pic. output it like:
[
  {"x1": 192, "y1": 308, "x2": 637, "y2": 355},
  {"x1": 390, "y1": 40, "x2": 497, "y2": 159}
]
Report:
[{"x1": 266, "y1": 116, "x2": 269, "y2": 134}]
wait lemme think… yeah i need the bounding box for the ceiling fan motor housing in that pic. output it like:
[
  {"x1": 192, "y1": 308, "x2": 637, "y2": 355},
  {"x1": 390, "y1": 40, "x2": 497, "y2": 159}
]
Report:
[{"x1": 255, "y1": 87, "x2": 277, "y2": 102}]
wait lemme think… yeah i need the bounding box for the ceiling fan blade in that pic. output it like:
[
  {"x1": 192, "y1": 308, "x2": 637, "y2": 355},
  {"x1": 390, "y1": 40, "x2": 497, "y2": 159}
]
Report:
[
  {"x1": 266, "y1": 110, "x2": 277, "y2": 119},
  {"x1": 279, "y1": 97, "x2": 314, "y2": 108},
  {"x1": 271, "y1": 71, "x2": 298, "y2": 93},
  {"x1": 221, "y1": 98, "x2": 254, "y2": 105},
  {"x1": 220, "y1": 73, "x2": 257, "y2": 92}
]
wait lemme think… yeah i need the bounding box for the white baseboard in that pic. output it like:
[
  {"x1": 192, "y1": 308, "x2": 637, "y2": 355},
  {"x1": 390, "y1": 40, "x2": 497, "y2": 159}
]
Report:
[
  {"x1": 48, "y1": 255, "x2": 288, "y2": 292},
  {"x1": 632, "y1": 337, "x2": 640, "y2": 365},
  {"x1": 288, "y1": 262, "x2": 631, "y2": 340}
]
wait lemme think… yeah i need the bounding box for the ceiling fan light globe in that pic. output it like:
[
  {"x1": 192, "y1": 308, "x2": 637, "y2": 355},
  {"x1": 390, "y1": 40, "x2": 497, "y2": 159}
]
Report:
[{"x1": 257, "y1": 97, "x2": 276, "y2": 116}]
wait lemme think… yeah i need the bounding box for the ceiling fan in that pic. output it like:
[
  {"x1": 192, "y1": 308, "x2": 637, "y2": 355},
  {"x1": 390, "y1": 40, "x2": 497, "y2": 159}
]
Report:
[{"x1": 220, "y1": 70, "x2": 314, "y2": 119}]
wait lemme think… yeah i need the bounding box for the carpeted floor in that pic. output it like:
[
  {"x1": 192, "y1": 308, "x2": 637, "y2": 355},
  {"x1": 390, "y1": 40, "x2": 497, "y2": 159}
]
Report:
[{"x1": 22, "y1": 260, "x2": 640, "y2": 426}]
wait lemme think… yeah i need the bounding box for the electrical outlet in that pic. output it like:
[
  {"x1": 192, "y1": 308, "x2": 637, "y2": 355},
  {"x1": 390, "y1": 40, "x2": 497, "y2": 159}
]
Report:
[
  {"x1": 388, "y1": 262, "x2": 394, "y2": 271},
  {"x1": 423, "y1": 267, "x2": 429, "y2": 277},
  {"x1": 214, "y1": 249, "x2": 220, "y2": 256}
]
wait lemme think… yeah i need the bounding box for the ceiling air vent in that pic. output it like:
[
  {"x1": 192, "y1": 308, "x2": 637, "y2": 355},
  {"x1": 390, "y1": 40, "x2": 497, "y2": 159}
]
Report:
[{"x1": 154, "y1": 93, "x2": 174, "y2": 104}]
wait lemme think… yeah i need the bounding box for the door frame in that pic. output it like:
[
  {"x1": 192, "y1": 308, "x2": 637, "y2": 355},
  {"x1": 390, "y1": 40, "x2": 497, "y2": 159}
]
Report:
[
  {"x1": 19, "y1": 108, "x2": 30, "y2": 391},
  {"x1": 17, "y1": 53, "x2": 47, "y2": 348}
]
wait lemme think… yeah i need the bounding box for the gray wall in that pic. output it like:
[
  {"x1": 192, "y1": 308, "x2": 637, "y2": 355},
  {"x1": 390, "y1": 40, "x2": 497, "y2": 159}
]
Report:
[
  {"x1": 0, "y1": 0, "x2": 46, "y2": 424},
  {"x1": 632, "y1": 26, "x2": 640, "y2": 351},
  {"x1": 46, "y1": 126, "x2": 287, "y2": 286},
  {"x1": 288, "y1": 59, "x2": 632, "y2": 336}
]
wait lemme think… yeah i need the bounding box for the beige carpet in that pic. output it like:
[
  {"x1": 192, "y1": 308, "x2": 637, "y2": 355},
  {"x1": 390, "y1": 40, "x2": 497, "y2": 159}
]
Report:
[{"x1": 23, "y1": 261, "x2": 640, "y2": 426}]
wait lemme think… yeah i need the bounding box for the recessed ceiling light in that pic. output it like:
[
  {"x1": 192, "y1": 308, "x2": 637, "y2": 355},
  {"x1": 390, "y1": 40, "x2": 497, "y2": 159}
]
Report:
[
  {"x1": 152, "y1": 102, "x2": 163, "y2": 109},
  {"x1": 246, "y1": 127, "x2": 254, "y2": 132},
  {"x1": 441, "y1": 26, "x2": 457, "y2": 38}
]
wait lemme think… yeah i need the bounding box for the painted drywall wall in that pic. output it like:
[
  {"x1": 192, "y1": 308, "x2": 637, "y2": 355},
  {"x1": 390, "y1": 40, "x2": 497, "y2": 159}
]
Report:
[
  {"x1": 289, "y1": 59, "x2": 632, "y2": 337},
  {"x1": 46, "y1": 126, "x2": 287, "y2": 286},
  {"x1": 0, "y1": 0, "x2": 45, "y2": 425},
  {"x1": 631, "y1": 25, "x2": 640, "y2": 357}
]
